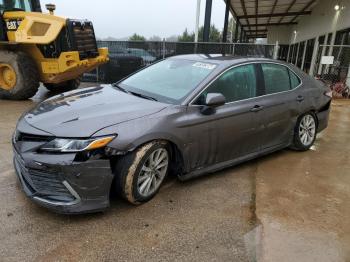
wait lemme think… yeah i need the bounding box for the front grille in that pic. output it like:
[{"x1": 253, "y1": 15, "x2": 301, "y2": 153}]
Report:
[
  {"x1": 29, "y1": 169, "x2": 75, "y2": 202},
  {"x1": 14, "y1": 152, "x2": 76, "y2": 203},
  {"x1": 67, "y1": 19, "x2": 99, "y2": 59},
  {"x1": 16, "y1": 132, "x2": 53, "y2": 143}
]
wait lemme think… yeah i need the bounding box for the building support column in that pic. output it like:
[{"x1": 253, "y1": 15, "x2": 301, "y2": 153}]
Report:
[
  {"x1": 239, "y1": 26, "x2": 243, "y2": 42},
  {"x1": 203, "y1": 0, "x2": 212, "y2": 42},
  {"x1": 273, "y1": 41, "x2": 279, "y2": 59},
  {"x1": 286, "y1": 45, "x2": 291, "y2": 63},
  {"x1": 230, "y1": 18, "x2": 235, "y2": 42},
  {"x1": 325, "y1": 32, "x2": 336, "y2": 74},
  {"x1": 222, "y1": 1, "x2": 230, "y2": 42},
  {"x1": 234, "y1": 22, "x2": 239, "y2": 42},
  {"x1": 317, "y1": 34, "x2": 328, "y2": 74},
  {"x1": 309, "y1": 36, "x2": 320, "y2": 76},
  {"x1": 301, "y1": 40, "x2": 307, "y2": 71},
  {"x1": 295, "y1": 43, "x2": 300, "y2": 66}
]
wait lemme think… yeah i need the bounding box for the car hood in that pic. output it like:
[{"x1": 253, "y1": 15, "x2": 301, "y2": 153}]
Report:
[{"x1": 23, "y1": 85, "x2": 168, "y2": 137}]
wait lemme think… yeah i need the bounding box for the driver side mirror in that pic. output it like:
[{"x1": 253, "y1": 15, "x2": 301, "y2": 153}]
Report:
[
  {"x1": 200, "y1": 93, "x2": 226, "y2": 115},
  {"x1": 205, "y1": 93, "x2": 226, "y2": 107}
]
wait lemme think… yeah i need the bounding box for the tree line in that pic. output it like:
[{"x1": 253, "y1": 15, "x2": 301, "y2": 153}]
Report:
[{"x1": 128, "y1": 19, "x2": 236, "y2": 42}]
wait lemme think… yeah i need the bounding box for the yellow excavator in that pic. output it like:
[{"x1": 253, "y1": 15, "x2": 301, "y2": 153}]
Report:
[{"x1": 0, "y1": 0, "x2": 108, "y2": 99}]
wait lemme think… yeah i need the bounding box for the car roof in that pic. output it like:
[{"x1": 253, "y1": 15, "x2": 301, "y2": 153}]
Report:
[{"x1": 169, "y1": 54, "x2": 284, "y2": 67}]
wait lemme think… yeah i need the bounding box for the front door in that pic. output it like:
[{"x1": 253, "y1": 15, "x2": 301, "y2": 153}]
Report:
[{"x1": 186, "y1": 63, "x2": 264, "y2": 170}]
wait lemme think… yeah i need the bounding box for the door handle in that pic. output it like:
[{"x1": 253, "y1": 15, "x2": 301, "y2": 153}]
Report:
[
  {"x1": 296, "y1": 95, "x2": 304, "y2": 102},
  {"x1": 250, "y1": 105, "x2": 264, "y2": 112}
]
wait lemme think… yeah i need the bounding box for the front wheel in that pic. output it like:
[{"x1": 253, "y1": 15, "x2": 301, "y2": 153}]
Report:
[
  {"x1": 291, "y1": 112, "x2": 317, "y2": 151},
  {"x1": 114, "y1": 141, "x2": 170, "y2": 204}
]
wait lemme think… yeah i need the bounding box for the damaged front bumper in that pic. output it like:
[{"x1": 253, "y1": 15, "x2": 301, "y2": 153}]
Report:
[{"x1": 13, "y1": 148, "x2": 114, "y2": 214}]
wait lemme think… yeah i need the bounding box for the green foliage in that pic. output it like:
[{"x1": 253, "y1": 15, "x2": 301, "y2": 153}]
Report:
[
  {"x1": 178, "y1": 28, "x2": 194, "y2": 42},
  {"x1": 206, "y1": 25, "x2": 221, "y2": 43},
  {"x1": 129, "y1": 33, "x2": 146, "y2": 41},
  {"x1": 178, "y1": 25, "x2": 222, "y2": 42}
]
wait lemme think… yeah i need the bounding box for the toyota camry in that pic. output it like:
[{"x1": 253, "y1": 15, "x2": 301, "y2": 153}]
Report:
[{"x1": 12, "y1": 55, "x2": 332, "y2": 214}]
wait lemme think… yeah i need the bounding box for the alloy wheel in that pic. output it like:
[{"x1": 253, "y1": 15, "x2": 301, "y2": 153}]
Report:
[
  {"x1": 137, "y1": 148, "x2": 169, "y2": 197},
  {"x1": 299, "y1": 114, "x2": 316, "y2": 146}
]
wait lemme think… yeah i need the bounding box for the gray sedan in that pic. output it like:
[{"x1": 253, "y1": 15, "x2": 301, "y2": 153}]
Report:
[{"x1": 12, "y1": 55, "x2": 332, "y2": 214}]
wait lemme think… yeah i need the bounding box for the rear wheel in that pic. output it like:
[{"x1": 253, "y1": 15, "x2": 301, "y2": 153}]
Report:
[
  {"x1": 0, "y1": 50, "x2": 40, "y2": 100},
  {"x1": 114, "y1": 141, "x2": 170, "y2": 204},
  {"x1": 291, "y1": 112, "x2": 317, "y2": 151},
  {"x1": 44, "y1": 78, "x2": 81, "y2": 92}
]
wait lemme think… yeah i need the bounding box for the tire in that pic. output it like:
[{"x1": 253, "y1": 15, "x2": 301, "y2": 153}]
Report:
[
  {"x1": 0, "y1": 50, "x2": 40, "y2": 100},
  {"x1": 44, "y1": 78, "x2": 81, "y2": 92},
  {"x1": 114, "y1": 141, "x2": 170, "y2": 204},
  {"x1": 291, "y1": 112, "x2": 317, "y2": 151}
]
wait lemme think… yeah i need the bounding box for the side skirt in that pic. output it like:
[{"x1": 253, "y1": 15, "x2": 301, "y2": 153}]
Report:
[{"x1": 178, "y1": 143, "x2": 288, "y2": 181}]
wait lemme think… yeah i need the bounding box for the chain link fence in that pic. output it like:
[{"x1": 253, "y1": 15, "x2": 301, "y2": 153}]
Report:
[
  {"x1": 313, "y1": 45, "x2": 350, "y2": 99},
  {"x1": 83, "y1": 41, "x2": 350, "y2": 99},
  {"x1": 83, "y1": 41, "x2": 281, "y2": 83}
]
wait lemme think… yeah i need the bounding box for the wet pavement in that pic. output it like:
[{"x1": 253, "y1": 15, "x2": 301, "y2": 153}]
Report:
[{"x1": 0, "y1": 84, "x2": 349, "y2": 261}]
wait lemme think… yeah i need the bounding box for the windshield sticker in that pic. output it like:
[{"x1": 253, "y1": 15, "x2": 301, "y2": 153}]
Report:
[{"x1": 192, "y1": 62, "x2": 217, "y2": 70}]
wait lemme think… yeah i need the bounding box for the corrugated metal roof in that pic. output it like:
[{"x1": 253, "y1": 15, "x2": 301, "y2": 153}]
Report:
[{"x1": 229, "y1": 0, "x2": 318, "y2": 38}]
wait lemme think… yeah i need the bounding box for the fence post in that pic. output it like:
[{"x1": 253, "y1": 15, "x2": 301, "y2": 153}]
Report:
[
  {"x1": 232, "y1": 43, "x2": 235, "y2": 56},
  {"x1": 162, "y1": 38, "x2": 166, "y2": 59},
  {"x1": 273, "y1": 41, "x2": 279, "y2": 59},
  {"x1": 309, "y1": 37, "x2": 319, "y2": 76},
  {"x1": 96, "y1": 67, "x2": 99, "y2": 83}
]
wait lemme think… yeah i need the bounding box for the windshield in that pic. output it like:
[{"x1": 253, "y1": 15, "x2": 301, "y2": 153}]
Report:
[
  {"x1": 0, "y1": 0, "x2": 34, "y2": 12},
  {"x1": 119, "y1": 59, "x2": 217, "y2": 104}
]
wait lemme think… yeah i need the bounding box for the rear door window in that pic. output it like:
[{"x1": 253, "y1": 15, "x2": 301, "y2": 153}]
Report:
[
  {"x1": 261, "y1": 63, "x2": 291, "y2": 94},
  {"x1": 289, "y1": 70, "x2": 301, "y2": 89}
]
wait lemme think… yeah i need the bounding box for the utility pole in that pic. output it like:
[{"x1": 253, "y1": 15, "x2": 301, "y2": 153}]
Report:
[
  {"x1": 203, "y1": 0, "x2": 212, "y2": 42},
  {"x1": 195, "y1": 0, "x2": 201, "y2": 43}
]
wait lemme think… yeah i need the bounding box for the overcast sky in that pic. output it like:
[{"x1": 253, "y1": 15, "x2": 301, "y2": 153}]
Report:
[{"x1": 39, "y1": 0, "x2": 227, "y2": 39}]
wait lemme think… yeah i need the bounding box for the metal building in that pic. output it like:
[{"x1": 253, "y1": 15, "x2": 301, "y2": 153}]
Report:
[{"x1": 208, "y1": 0, "x2": 350, "y2": 89}]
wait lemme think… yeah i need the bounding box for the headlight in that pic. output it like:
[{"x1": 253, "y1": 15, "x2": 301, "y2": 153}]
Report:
[{"x1": 40, "y1": 136, "x2": 116, "y2": 153}]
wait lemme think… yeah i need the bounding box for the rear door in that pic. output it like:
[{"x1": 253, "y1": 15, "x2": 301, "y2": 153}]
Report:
[{"x1": 258, "y1": 63, "x2": 302, "y2": 149}]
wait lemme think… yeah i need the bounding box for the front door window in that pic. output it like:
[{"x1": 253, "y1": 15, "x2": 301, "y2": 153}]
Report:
[{"x1": 195, "y1": 64, "x2": 257, "y2": 104}]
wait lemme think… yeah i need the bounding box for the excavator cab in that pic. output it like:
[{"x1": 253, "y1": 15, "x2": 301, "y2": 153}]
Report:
[{"x1": 0, "y1": 0, "x2": 108, "y2": 100}]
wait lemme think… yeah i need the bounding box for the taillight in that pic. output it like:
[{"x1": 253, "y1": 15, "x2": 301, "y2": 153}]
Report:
[{"x1": 324, "y1": 90, "x2": 333, "y2": 98}]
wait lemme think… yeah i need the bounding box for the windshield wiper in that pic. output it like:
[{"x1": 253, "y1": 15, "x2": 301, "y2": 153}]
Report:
[
  {"x1": 112, "y1": 84, "x2": 157, "y2": 101},
  {"x1": 112, "y1": 83, "x2": 128, "y2": 93},
  {"x1": 129, "y1": 91, "x2": 158, "y2": 101}
]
